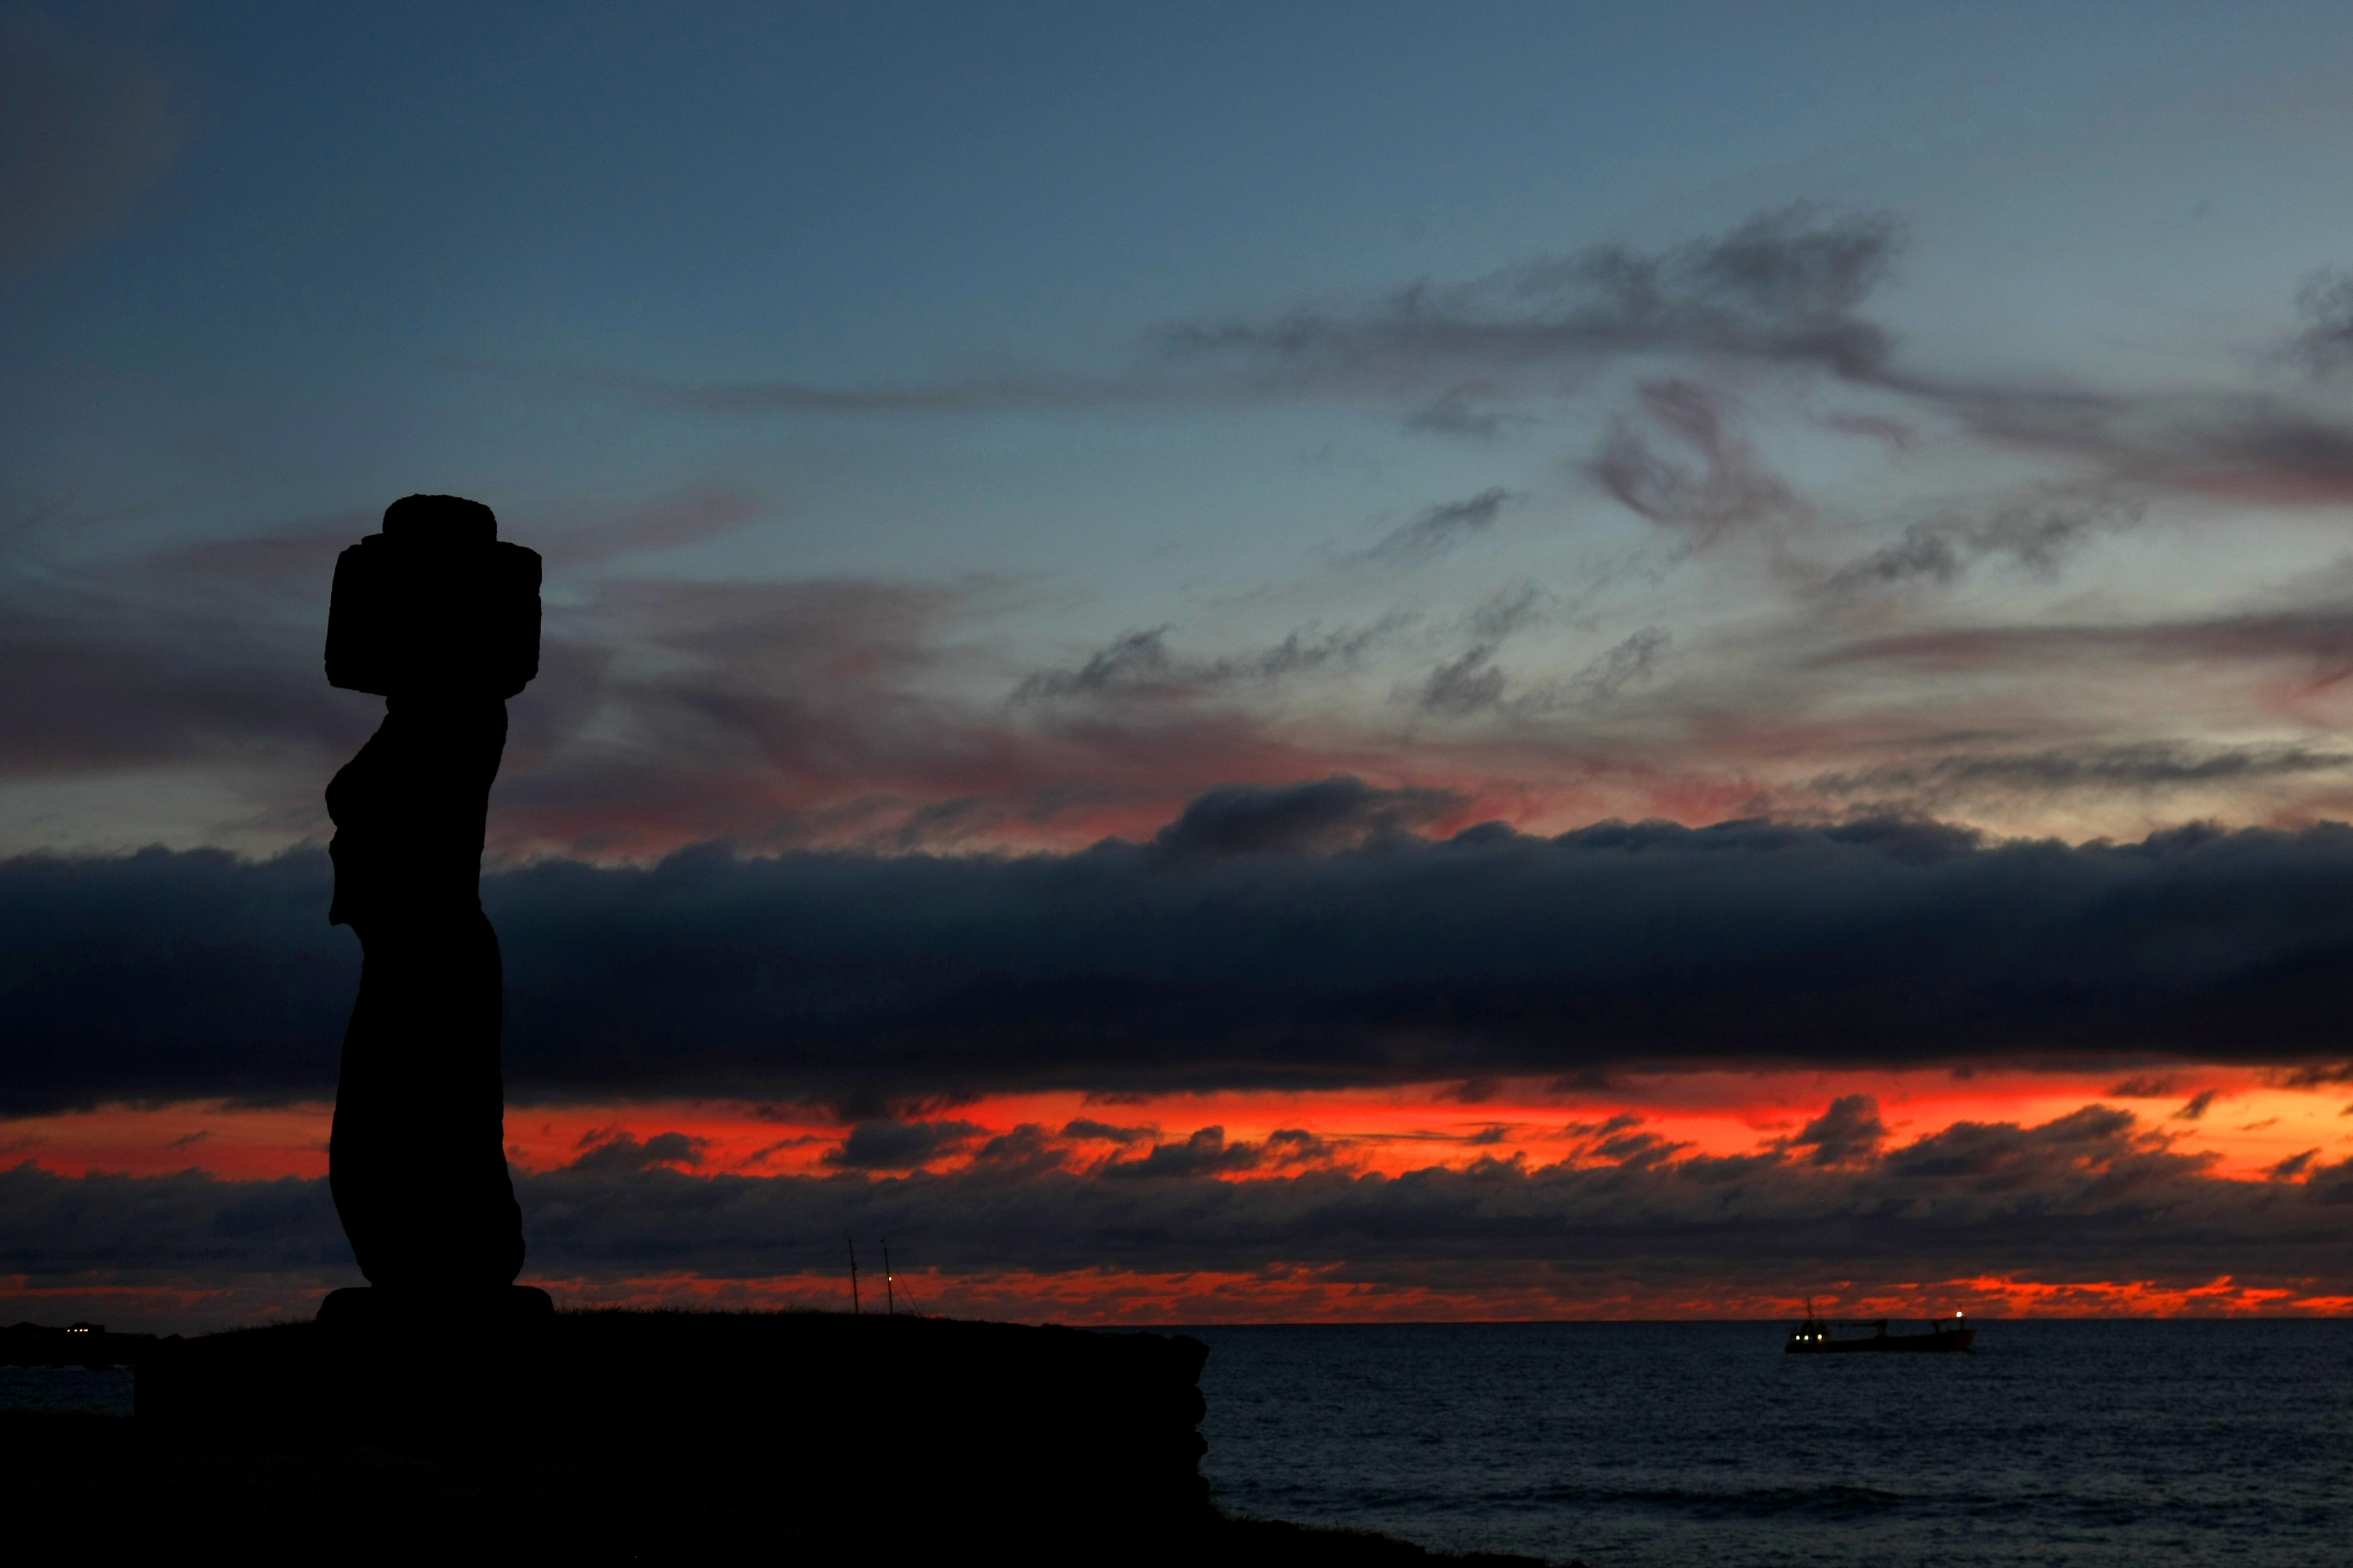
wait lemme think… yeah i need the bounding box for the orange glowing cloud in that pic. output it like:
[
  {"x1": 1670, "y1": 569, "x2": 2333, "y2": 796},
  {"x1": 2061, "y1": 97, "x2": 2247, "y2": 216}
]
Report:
[{"x1": 13, "y1": 1065, "x2": 2352, "y2": 1187}]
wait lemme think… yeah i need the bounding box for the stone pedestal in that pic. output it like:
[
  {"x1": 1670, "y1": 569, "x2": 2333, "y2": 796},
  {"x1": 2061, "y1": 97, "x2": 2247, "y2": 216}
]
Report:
[{"x1": 135, "y1": 1310, "x2": 1211, "y2": 1527}]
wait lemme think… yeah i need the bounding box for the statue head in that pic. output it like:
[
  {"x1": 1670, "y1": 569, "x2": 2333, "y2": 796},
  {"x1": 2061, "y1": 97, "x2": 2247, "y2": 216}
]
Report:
[{"x1": 326, "y1": 495, "x2": 542, "y2": 699}]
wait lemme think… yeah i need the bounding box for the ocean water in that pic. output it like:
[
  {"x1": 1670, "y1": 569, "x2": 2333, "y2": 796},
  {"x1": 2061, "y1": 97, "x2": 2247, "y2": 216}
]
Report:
[
  {"x1": 0, "y1": 1364, "x2": 134, "y2": 1416},
  {"x1": 1183, "y1": 1321, "x2": 2352, "y2": 1567}
]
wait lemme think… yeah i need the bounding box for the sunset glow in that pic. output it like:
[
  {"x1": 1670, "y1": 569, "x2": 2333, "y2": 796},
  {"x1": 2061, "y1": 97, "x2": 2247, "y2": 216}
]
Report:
[{"x1": 17, "y1": 1069, "x2": 2350, "y2": 1186}]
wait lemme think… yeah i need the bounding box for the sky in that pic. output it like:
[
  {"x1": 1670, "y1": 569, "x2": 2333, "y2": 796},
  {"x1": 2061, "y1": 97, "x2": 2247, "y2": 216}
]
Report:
[{"x1": 8, "y1": 1, "x2": 2353, "y2": 1330}]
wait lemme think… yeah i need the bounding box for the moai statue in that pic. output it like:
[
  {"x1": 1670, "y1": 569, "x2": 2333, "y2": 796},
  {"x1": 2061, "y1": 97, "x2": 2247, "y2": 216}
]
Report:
[{"x1": 321, "y1": 494, "x2": 542, "y2": 1315}]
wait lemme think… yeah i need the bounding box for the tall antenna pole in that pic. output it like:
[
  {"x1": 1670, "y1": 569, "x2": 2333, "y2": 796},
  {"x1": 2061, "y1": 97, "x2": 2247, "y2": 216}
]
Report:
[
  {"x1": 848, "y1": 1236, "x2": 860, "y2": 1315},
  {"x1": 882, "y1": 1238, "x2": 895, "y2": 1316}
]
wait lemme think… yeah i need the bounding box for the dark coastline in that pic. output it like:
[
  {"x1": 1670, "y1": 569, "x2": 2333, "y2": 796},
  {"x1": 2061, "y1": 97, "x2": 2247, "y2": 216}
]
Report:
[
  {"x1": 1, "y1": 1411, "x2": 1550, "y2": 1562},
  {"x1": 8, "y1": 1308, "x2": 1555, "y2": 1565}
]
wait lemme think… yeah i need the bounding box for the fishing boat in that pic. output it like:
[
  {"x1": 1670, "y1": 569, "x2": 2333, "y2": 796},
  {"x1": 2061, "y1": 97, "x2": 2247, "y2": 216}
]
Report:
[{"x1": 1785, "y1": 1302, "x2": 1975, "y2": 1353}]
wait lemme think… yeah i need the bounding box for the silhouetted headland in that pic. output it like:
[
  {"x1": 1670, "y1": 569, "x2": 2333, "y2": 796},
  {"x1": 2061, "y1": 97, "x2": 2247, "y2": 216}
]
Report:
[{"x1": 321, "y1": 494, "x2": 544, "y2": 1321}]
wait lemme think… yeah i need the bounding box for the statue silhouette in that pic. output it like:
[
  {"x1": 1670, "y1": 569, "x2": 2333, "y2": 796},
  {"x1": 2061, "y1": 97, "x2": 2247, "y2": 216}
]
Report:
[{"x1": 321, "y1": 495, "x2": 543, "y2": 1313}]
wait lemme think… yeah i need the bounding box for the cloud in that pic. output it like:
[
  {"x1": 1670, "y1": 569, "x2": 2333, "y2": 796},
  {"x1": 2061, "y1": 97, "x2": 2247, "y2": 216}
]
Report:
[
  {"x1": 1588, "y1": 380, "x2": 1800, "y2": 544},
  {"x1": 2268, "y1": 1150, "x2": 2322, "y2": 1181},
  {"x1": 0, "y1": 524, "x2": 1414, "y2": 862},
  {"x1": 551, "y1": 208, "x2": 1906, "y2": 437},
  {"x1": 1155, "y1": 206, "x2": 1906, "y2": 389},
  {"x1": 1015, "y1": 616, "x2": 1410, "y2": 706},
  {"x1": 1419, "y1": 621, "x2": 1668, "y2": 719},
  {"x1": 1787, "y1": 1094, "x2": 1888, "y2": 1166},
  {"x1": 0, "y1": 583, "x2": 366, "y2": 779},
  {"x1": 1062, "y1": 1119, "x2": 1153, "y2": 1145},
  {"x1": 1877, "y1": 361, "x2": 2353, "y2": 510},
  {"x1": 1528, "y1": 627, "x2": 1671, "y2": 711},
  {"x1": 2291, "y1": 267, "x2": 2353, "y2": 373},
  {"x1": 823, "y1": 1119, "x2": 986, "y2": 1170},
  {"x1": 1102, "y1": 1125, "x2": 1262, "y2": 1179},
  {"x1": 1404, "y1": 388, "x2": 1519, "y2": 439},
  {"x1": 0, "y1": 6, "x2": 187, "y2": 273},
  {"x1": 13, "y1": 1101, "x2": 2353, "y2": 1330},
  {"x1": 1413, "y1": 582, "x2": 1555, "y2": 715},
  {"x1": 540, "y1": 220, "x2": 2353, "y2": 533},
  {"x1": 1811, "y1": 742, "x2": 2353, "y2": 805},
  {"x1": 1419, "y1": 644, "x2": 1509, "y2": 716},
  {"x1": 968, "y1": 1123, "x2": 1069, "y2": 1177},
  {"x1": 1353, "y1": 488, "x2": 1516, "y2": 566},
  {"x1": 1147, "y1": 775, "x2": 1465, "y2": 859},
  {"x1": 539, "y1": 488, "x2": 765, "y2": 567},
  {"x1": 2271, "y1": 1062, "x2": 2353, "y2": 1088},
  {"x1": 2172, "y1": 1089, "x2": 2221, "y2": 1123},
  {"x1": 569, "y1": 1130, "x2": 711, "y2": 1172},
  {"x1": 1823, "y1": 492, "x2": 2145, "y2": 594},
  {"x1": 1815, "y1": 609, "x2": 2353, "y2": 690},
  {"x1": 21, "y1": 809, "x2": 2353, "y2": 1112}
]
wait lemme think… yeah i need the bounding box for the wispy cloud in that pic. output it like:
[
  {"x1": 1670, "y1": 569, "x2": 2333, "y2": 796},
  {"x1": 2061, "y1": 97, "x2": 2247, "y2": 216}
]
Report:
[
  {"x1": 1588, "y1": 380, "x2": 1800, "y2": 544},
  {"x1": 1812, "y1": 742, "x2": 2353, "y2": 802},
  {"x1": 1351, "y1": 488, "x2": 1517, "y2": 566},
  {"x1": 1015, "y1": 615, "x2": 1410, "y2": 705},
  {"x1": 1822, "y1": 491, "x2": 2145, "y2": 595},
  {"x1": 1155, "y1": 206, "x2": 1906, "y2": 391}
]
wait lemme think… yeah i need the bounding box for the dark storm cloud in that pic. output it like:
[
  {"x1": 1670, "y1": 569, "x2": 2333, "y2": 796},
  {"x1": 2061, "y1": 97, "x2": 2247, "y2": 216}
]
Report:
[
  {"x1": 12, "y1": 1103, "x2": 2353, "y2": 1324},
  {"x1": 1352, "y1": 488, "x2": 1516, "y2": 565},
  {"x1": 19, "y1": 796, "x2": 2353, "y2": 1114},
  {"x1": 0, "y1": 846, "x2": 356, "y2": 1112}
]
